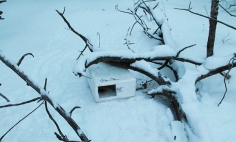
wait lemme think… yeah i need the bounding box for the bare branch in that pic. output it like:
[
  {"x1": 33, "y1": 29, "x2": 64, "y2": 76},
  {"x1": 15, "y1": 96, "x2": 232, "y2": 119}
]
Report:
[
  {"x1": 204, "y1": 6, "x2": 209, "y2": 17},
  {"x1": 0, "y1": 97, "x2": 40, "y2": 108},
  {"x1": 219, "y1": 4, "x2": 236, "y2": 17},
  {"x1": 151, "y1": 61, "x2": 179, "y2": 80},
  {"x1": 174, "y1": 6, "x2": 236, "y2": 30},
  {"x1": 97, "y1": 32, "x2": 100, "y2": 48},
  {"x1": 157, "y1": 59, "x2": 169, "y2": 70},
  {"x1": 17, "y1": 53, "x2": 34, "y2": 66},
  {"x1": 45, "y1": 101, "x2": 69, "y2": 141},
  {"x1": 0, "y1": 101, "x2": 44, "y2": 141},
  {"x1": 115, "y1": 5, "x2": 133, "y2": 15},
  {"x1": 153, "y1": 2, "x2": 159, "y2": 10},
  {"x1": 44, "y1": 78, "x2": 47, "y2": 91},
  {"x1": 218, "y1": 54, "x2": 236, "y2": 106},
  {"x1": 176, "y1": 44, "x2": 196, "y2": 57},
  {"x1": 56, "y1": 8, "x2": 93, "y2": 59},
  {"x1": 70, "y1": 106, "x2": 81, "y2": 116},
  {"x1": 0, "y1": 92, "x2": 10, "y2": 102},
  {"x1": 130, "y1": 21, "x2": 138, "y2": 35}
]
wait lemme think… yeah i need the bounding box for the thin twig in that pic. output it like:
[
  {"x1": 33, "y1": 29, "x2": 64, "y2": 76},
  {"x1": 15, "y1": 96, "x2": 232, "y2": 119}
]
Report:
[
  {"x1": 44, "y1": 78, "x2": 47, "y2": 91},
  {"x1": 157, "y1": 60, "x2": 169, "y2": 70},
  {"x1": 174, "y1": 6, "x2": 236, "y2": 30},
  {"x1": 97, "y1": 32, "x2": 100, "y2": 48},
  {"x1": 115, "y1": 5, "x2": 133, "y2": 15},
  {"x1": 0, "y1": 92, "x2": 10, "y2": 102},
  {"x1": 204, "y1": 6, "x2": 209, "y2": 17},
  {"x1": 130, "y1": 21, "x2": 138, "y2": 35},
  {"x1": 151, "y1": 61, "x2": 179, "y2": 80},
  {"x1": 56, "y1": 8, "x2": 93, "y2": 58},
  {"x1": 17, "y1": 53, "x2": 34, "y2": 66},
  {"x1": 153, "y1": 2, "x2": 159, "y2": 10},
  {"x1": 70, "y1": 106, "x2": 81, "y2": 116},
  {"x1": 0, "y1": 101, "x2": 44, "y2": 141},
  {"x1": 0, "y1": 97, "x2": 40, "y2": 108},
  {"x1": 219, "y1": 4, "x2": 236, "y2": 17},
  {"x1": 176, "y1": 44, "x2": 196, "y2": 57},
  {"x1": 218, "y1": 54, "x2": 236, "y2": 106}
]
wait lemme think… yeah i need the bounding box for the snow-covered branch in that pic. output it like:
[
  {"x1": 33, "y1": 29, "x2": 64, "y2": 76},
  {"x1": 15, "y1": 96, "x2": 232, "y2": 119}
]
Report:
[
  {"x1": 196, "y1": 53, "x2": 236, "y2": 83},
  {"x1": 73, "y1": 46, "x2": 203, "y2": 77},
  {"x1": 0, "y1": 52, "x2": 89, "y2": 141}
]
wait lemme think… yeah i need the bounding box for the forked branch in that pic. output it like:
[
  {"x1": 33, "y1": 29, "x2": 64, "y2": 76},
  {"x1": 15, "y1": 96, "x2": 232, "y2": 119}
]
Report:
[
  {"x1": 174, "y1": 2, "x2": 236, "y2": 30},
  {"x1": 0, "y1": 52, "x2": 89, "y2": 141},
  {"x1": 56, "y1": 8, "x2": 93, "y2": 60}
]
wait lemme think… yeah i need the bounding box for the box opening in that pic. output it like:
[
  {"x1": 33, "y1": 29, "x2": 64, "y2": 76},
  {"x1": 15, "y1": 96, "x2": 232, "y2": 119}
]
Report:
[{"x1": 98, "y1": 85, "x2": 117, "y2": 98}]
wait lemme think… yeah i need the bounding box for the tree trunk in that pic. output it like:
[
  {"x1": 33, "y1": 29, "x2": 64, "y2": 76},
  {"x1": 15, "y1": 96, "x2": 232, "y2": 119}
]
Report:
[{"x1": 207, "y1": 0, "x2": 219, "y2": 57}]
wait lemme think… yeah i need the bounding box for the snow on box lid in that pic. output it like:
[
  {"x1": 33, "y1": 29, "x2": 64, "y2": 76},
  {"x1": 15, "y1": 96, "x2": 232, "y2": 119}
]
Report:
[{"x1": 88, "y1": 63, "x2": 134, "y2": 84}]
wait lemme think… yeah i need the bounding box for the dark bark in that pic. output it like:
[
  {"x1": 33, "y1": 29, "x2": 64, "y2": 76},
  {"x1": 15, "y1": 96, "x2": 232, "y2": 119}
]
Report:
[{"x1": 207, "y1": 0, "x2": 219, "y2": 57}]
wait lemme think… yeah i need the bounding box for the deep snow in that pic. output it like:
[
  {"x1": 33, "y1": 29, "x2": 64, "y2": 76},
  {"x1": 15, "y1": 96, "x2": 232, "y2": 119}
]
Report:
[{"x1": 0, "y1": 0, "x2": 236, "y2": 142}]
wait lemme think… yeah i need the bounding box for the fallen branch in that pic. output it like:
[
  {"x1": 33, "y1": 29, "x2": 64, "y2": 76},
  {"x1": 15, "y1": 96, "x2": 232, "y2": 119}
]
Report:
[
  {"x1": 148, "y1": 89, "x2": 187, "y2": 121},
  {"x1": 196, "y1": 63, "x2": 236, "y2": 83},
  {"x1": 0, "y1": 52, "x2": 89, "y2": 141}
]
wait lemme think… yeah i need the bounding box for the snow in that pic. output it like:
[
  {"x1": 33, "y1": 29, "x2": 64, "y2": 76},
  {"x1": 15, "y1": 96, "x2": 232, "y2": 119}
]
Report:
[
  {"x1": 131, "y1": 60, "x2": 158, "y2": 77},
  {"x1": 74, "y1": 45, "x2": 176, "y2": 76},
  {"x1": 1, "y1": 0, "x2": 236, "y2": 142},
  {"x1": 204, "y1": 53, "x2": 236, "y2": 70}
]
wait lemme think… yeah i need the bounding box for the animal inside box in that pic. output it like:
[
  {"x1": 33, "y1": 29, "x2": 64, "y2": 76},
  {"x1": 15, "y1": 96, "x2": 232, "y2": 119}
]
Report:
[{"x1": 86, "y1": 63, "x2": 136, "y2": 102}]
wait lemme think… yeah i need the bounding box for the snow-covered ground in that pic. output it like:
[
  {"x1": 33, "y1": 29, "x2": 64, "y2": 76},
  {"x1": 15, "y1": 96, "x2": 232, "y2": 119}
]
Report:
[{"x1": 0, "y1": 0, "x2": 236, "y2": 141}]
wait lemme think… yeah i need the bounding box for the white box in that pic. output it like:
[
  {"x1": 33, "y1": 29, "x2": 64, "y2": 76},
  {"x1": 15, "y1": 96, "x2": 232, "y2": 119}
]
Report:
[{"x1": 86, "y1": 63, "x2": 136, "y2": 102}]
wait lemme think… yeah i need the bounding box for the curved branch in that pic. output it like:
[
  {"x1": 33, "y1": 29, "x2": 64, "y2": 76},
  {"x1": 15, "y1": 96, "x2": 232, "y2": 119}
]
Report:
[
  {"x1": 17, "y1": 53, "x2": 34, "y2": 66},
  {"x1": 152, "y1": 61, "x2": 179, "y2": 80},
  {"x1": 157, "y1": 59, "x2": 169, "y2": 70},
  {"x1": 70, "y1": 106, "x2": 81, "y2": 117},
  {"x1": 176, "y1": 44, "x2": 196, "y2": 57},
  {"x1": 148, "y1": 89, "x2": 187, "y2": 122}
]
